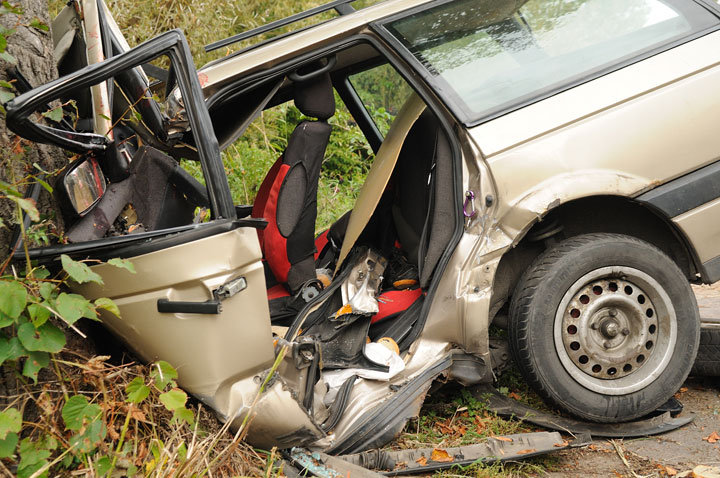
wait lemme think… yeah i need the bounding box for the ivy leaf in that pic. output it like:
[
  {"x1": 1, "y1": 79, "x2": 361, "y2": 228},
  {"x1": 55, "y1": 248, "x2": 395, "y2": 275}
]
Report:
[
  {"x1": 0, "y1": 2, "x2": 23, "y2": 15},
  {"x1": 125, "y1": 377, "x2": 150, "y2": 404},
  {"x1": 0, "y1": 408, "x2": 21, "y2": 439},
  {"x1": 7, "y1": 196, "x2": 39, "y2": 221},
  {"x1": 28, "y1": 18, "x2": 48, "y2": 31},
  {"x1": 22, "y1": 351, "x2": 49, "y2": 383},
  {"x1": 0, "y1": 88, "x2": 13, "y2": 104},
  {"x1": 17, "y1": 321, "x2": 65, "y2": 353},
  {"x1": 41, "y1": 106, "x2": 63, "y2": 123},
  {"x1": 27, "y1": 303, "x2": 50, "y2": 327},
  {"x1": 0, "y1": 51, "x2": 17, "y2": 65},
  {"x1": 151, "y1": 360, "x2": 178, "y2": 391},
  {"x1": 108, "y1": 258, "x2": 136, "y2": 274},
  {"x1": 0, "y1": 280, "x2": 27, "y2": 319},
  {"x1": 159, "y1": 388, "x2": 187, "y2": 411},
  {"x1": 55, "y1": 292, "x2": 91, "y2": 324},
  {"x1": 94, "y1": 297, "x2": 120, "y2": 318},
  {"x1": 61, "y1": 255, "x2": 103, "y2": 284},
  {"x1": 69, "y1": 420, "x2": 106, "y2": 454},
  {"x1": 173, "y1": 406, "x2": 194, "y2": 425},
  {"x1": 0, "y1": 432, "x2": 17, "y2": 459},
  {"x1": 62, "y1": 395, "x2": 101, "y2": 431}
]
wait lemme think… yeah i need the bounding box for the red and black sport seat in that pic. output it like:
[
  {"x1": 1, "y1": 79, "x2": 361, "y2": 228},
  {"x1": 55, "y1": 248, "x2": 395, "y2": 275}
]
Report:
[{"x1": 252, "y1": 72, "x2": 335, "y2": 296}]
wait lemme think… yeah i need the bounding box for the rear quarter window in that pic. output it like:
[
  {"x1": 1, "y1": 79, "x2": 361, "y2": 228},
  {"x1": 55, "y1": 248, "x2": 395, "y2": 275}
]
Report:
[{"x1": 382, "y1": 0, "x2": 719, "y2": 124}]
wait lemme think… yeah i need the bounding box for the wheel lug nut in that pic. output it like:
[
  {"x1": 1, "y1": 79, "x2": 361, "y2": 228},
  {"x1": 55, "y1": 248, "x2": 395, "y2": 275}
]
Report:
[
  {"x1": 591, "y1": 323, "x2": 598, "y2": 330},
  {"x1": 604, "y1": 341, "x2": 612, "y2": 349},
  {"x1": 609, "y1": 309, "x2": 617, "y2": 317},
  {"x1": 622, "y1": 328, "x2": 630, "y2": 336}
]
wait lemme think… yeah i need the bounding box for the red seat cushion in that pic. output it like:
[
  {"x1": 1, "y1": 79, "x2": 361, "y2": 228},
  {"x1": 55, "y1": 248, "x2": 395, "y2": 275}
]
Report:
[
  {"x1": 371, "y1": 288, "x2": 423, "y2": 324},
  {"x1": 267, "y1": 283, "x2": 291, "y2": 300},
  {"x1": 252, "y1": 157, "x2": 292, "y2": 284},
  {"x1": 314, "y1": 229, "x2": 330, "y2": 260}
]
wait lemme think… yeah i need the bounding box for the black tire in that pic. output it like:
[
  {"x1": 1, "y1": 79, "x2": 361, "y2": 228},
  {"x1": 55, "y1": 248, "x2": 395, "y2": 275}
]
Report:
[
  {"x1": 691, "y1": 329, "x2": 720, "y2": 377},
  {"x1": 509, "y1": 233, "x2": 700, "y2": 422}
]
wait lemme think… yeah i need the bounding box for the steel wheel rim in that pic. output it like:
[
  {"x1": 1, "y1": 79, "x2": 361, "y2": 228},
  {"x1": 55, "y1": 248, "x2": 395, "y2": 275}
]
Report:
[{"x1": 553, "y1": 266, "x2": 677, "y2": 395}]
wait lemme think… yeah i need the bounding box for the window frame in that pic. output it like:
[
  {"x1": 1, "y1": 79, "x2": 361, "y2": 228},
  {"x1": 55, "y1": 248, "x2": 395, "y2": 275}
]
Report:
[{"x1": 373, "y1": 0, "x2": 720, "y2": 127}]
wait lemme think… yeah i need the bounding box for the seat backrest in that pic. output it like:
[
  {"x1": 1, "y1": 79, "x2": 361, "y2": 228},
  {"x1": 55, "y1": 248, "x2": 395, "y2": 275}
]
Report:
[
  {"x1": 392, "y1": 110, "x2": 454, "y2": 287},
  {"x1": 252, "y1": 73, "x2": 335, "y2": 293}
]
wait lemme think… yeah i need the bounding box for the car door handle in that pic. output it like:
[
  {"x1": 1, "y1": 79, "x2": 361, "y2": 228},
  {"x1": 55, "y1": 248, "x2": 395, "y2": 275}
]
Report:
[{"x1": 157, "y1": 298, "x2": 222, "y2": 314}]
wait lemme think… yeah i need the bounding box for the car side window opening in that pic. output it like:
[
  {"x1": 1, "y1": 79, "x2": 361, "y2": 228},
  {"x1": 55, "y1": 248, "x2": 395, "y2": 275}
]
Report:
[
  {"x1": 384, "y1": 0, "x2": 718, "y2": 123},
  {"x1": 348, "y1": 63, "x2": 413, "y2": 137}
]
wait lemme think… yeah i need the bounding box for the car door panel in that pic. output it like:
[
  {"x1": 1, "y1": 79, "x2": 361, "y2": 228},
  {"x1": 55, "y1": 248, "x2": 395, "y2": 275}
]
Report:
[{"x1": 72, "y1": 226, "x2": 274, "y2": 399}]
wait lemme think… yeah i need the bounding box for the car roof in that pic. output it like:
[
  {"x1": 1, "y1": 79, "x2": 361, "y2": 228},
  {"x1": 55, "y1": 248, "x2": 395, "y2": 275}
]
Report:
[{"x1": 197, "y1": 0, "x2": 434, "y2": 96}]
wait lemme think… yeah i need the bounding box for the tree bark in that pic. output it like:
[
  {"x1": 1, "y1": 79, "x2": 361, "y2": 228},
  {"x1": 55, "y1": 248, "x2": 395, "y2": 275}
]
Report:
[{"x1": 1, "y1": 0, "x2": 66, "y2": 262}]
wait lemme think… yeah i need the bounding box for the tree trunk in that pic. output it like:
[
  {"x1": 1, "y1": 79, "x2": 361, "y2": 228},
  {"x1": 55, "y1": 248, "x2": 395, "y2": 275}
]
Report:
[{"x1": 1, "y1": 0, "x2": 66, "y2": 262}]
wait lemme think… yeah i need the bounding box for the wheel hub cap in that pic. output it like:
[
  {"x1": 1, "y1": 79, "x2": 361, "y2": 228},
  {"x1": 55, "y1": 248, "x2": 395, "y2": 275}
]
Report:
[{"x1": 554, "y1": 266, "x2": 677, "y2": 395}]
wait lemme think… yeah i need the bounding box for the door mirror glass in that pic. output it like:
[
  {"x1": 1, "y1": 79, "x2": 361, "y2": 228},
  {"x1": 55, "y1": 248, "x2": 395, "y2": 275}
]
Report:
[{"x1": 64, "y1": 157, "x2": 106, "y2": 216}]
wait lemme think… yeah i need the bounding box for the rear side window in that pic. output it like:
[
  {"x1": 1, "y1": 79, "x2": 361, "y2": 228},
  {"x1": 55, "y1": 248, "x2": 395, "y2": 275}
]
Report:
[{"x1": 383, "y1": 0, "x2": 718, "y2": 124}]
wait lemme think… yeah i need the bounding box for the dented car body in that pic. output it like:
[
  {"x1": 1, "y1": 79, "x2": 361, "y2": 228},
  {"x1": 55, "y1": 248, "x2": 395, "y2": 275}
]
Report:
[{"x1": 6, "y1": 0, "x2": 720, "y2": 453}]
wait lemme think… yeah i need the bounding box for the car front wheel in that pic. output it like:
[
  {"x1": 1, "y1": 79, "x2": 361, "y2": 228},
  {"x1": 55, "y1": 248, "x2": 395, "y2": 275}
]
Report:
[{"x1": 509, "y1": 233, "x2": 700, "y2": 422}]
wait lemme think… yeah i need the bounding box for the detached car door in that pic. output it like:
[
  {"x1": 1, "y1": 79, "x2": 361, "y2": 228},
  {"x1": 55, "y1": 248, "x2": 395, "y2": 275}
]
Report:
[{"x1": 5, "y1": 31, "x2": 275, "y2": 403}]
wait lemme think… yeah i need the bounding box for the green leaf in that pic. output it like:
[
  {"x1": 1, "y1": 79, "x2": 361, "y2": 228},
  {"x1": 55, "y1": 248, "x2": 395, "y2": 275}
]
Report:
[
  {"x1": 18, "y1": 438, "x2": 50, "y2": 478},
  {"x1": 61, "y1": 255, "x2": 103, "y2": 284},
  {"x1": 55, "y1": 292, "x2": 94, "y2": 325},
  {"x1": 0, "y1": 280, "x2": 27, "y2": 319},
  {"x1": 94, "y1": 297, "x2": 120, "y2": 318},
  {"x1": 0, "y1": 35, "x2": 6, "y2": 54},
  {"x1": 177, "y1": 442, "x2": 188, "y2": 462},
  {"x1": 2, "y1": 336, "x2": 24, "y2": 362},
  {"x1": 28, "y1": 18, "x2": 48, "y2": 31},
  {"x1": 0, "y1": 408, "x2": 21, "y2": 439},
  {"x1": 95, "y1": 455, "x2": 112, "y2": 476},
  {"x1": 0, "y1": 80, "x2": 13, "y2": 88},
  {"x1": 39, "y1": 282, "x2": 55, "y2": 300},
  {"x1": 173, "y1": 406, "x2": 194, "y2": 425},
  {"x1": 22, "y1": 351, "x2": 49, "y2": 383},
  {"x1": 27, "y1": 303, "x2": 50, "y2": 327},
  {"x1": 0, "y1": 51, "x2": 17, "y2": 65},
  {"x1": 151, "y1": 360, "x2": 178, "y2": 391},
  {"x1": 31, "y1": 175, "x2": 52, "y2": 194},
  {"x1": 7, "y1": 196, "x2": 39, "y2": 221},
  {"x1": 107, "y1": 258, "x2": 136, "y2": 274},
  {"x1": 41, "y1": 106, "x2": 63, "y2": 123},
  {"x1": 125, "y1": 377, "x2": 150, "y2": 404},
  {"x1": 0, "y1": 2, "x2": 23, "y2": 15},
  {"x1": 69, "y1": 420, "x2": 105, "y2": 454},
  {"x1": 159, "y1": 388, "x2": 187, "y2": 411},
  {"x1": 0, "y1": 432, "x2": 17, "y2": 458},
  {"x1": 0, "y1": 88, "x2": 13, "y2": 104},
  {"x1": 62, "y1": 395, "x2": 101, "y2": 431},
  {"x1": 0, "y1": 311, "x2": 13, "y2": 328},
  {"x1": 31, "y1": 267, "x2": 50, "y2": 280},
  {"x1": 17, "y1": 321, "x2": 65, "y2": 353}
]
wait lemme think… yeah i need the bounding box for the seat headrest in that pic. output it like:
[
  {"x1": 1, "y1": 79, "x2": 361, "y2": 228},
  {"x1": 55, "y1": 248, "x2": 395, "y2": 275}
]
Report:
[{"x1": 293, "y1": 72, "x2": 335, "y2": 121}]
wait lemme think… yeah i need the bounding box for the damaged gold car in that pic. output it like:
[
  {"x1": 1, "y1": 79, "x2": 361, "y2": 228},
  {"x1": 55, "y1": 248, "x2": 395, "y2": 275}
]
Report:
[{"x1": 6, "y1": 0, "x2": 720, "y2": 457}]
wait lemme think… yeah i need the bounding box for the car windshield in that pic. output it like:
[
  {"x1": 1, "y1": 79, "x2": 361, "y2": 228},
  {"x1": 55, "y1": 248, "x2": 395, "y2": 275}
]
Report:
[{"x1": 384, "y1": 0, "x2": 717, "y2": 122}]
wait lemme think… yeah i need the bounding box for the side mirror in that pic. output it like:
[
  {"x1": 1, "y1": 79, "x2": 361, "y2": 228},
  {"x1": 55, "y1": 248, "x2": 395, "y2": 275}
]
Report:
[{"x1": 63, "y1": 156, "x2": 106, "y2": 216}]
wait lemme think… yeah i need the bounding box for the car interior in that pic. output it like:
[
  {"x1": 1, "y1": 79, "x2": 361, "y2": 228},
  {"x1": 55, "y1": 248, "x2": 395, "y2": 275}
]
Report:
[{"x1": 38, "y1": 36, "x2": 462, "y2": 371}]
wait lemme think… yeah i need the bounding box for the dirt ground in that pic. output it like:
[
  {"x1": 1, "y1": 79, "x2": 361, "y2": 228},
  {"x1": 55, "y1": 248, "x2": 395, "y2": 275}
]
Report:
[{"x1": 546, "y1": 285, "x2": 720, "y2": 477}]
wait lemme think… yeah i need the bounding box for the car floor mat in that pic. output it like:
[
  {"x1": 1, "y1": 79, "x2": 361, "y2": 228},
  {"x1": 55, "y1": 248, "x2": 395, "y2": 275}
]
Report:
[{"x1": 470, "y1": 384, "x2": 694, "y2": 438}]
